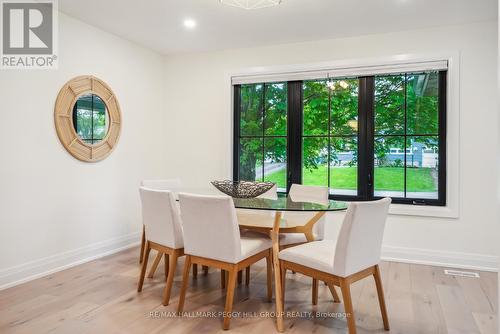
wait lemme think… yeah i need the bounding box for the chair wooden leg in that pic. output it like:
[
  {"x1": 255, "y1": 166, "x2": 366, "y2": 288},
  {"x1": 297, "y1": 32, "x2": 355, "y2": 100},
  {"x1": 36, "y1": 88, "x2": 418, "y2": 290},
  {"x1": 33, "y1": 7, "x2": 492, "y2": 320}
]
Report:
[
  {"x1": 312, "y1": 278, "x2": 318, "y2": 305},
  {"x1": 177, "y1": 255, "x2": 192, "y2": 314},
  {"x1": 237, "y1": 270, "x2": 243, "y2": 285},
  {"x1": 340, "y1": 279, "x2": 357, "y2": 334},
  {"x1": 192, "y1": 264, "x2": 198, "y2": 279},
  {"x1": 137, "y1": 241, "x2": 151, "y2": 292},
  {"x1": 147, "y1": 252, "x2": 163, "y2": 278},
  {"x1": 139, "y1": 225, "x2": 146, "y2": 264},
  {"x1": 245, "y1": 266, "x2": 251, "y2": 286},
  {"x1": 221, "y1": 270, "x2": 226, "y2": 289},
  {"x1": 162, "y1": 253, "x2": 178, "y2": 306},
  {"x1": 265, "y1": 253, "x2": 272, "y2": 301},
  {"x1": 164, "y1": 254, "x2": 169, "y2": 280},
  {"x1": 373, "y1": 265, "x2": 390, "y2": 330},
  {"x1": 327, "y1": 282, "x2": 341, "y2": 303},
  {"x1": 203, "y1": 265, "x2": 209, "y2": 275},
  {"x1": 280, "y1": 261, "x2": 286, "y2": 306},
  {"x1": 223, "y1": 267, "x2": 238, "y2": 330}
]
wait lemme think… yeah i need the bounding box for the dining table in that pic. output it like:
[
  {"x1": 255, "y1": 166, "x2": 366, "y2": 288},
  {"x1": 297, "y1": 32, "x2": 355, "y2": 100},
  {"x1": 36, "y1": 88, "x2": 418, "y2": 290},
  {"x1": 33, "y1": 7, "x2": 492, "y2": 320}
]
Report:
[{"x1": 174, "y1": 187, "x2": 348, "y2": 332}]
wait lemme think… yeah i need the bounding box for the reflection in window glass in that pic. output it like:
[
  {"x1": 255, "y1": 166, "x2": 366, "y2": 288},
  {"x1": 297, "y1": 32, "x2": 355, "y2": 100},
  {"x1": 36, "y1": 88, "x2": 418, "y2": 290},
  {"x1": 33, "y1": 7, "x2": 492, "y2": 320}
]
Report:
[
  {"x1": 374, "y1": 136, "x2": 405, "y2": 198},
  {"x1": 330, "y1": 78, "x2": 359, "y2": 135},
  {"x1": 264, "y1": 83, "x2": 287, "y2": 136},
  {"x1": 303, "y1": 80, "x2": 329, "y2": 136},
  {"x1": 239, "y1": 138, "x2": 263, "y2": 182},
  {"x1": 375, "y1": 75, "x2": 405, "y2": 136},
  {"x1": 238, "y1": 83, "x2": 287, "y2": 190},
  {"x1": 407, "y1": 72, "x2": 439, "y2": 135},
  {"x1": 302, "y1": 137, "x2": 328, "y2": 187},
  {"x1": 263, "y1": 138, "x2": 287, "y2": 189},
  {"x1": 330, "y1": 137, "x2": 357, "y2": 196},
  {"x1": 302, "y1": 79, "x2": 359, "y2": 195},
  {"x1": 73, "y1": 94, "x2": 108, "y2": 145},
  {"x1": 406, "y1": 136, "x2": 439, "y2": 199},
  {"x1": 240, "y1": 84, "x2": 263, "y2": 136}
]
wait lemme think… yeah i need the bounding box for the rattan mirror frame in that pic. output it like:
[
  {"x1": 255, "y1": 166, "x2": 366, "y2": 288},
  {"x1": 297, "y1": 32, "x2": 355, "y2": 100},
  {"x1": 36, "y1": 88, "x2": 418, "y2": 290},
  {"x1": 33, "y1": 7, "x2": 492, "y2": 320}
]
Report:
[{"x1": 54, "y1": 76, "x2": 121, "y2": 162}]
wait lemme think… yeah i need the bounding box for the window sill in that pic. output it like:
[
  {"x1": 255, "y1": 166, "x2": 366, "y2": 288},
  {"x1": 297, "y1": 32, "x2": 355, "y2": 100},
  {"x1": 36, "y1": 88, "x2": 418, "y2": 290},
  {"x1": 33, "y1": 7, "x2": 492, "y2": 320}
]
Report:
[{"x1": 388, "y1": 203, "x2": 458, "y2": 219}]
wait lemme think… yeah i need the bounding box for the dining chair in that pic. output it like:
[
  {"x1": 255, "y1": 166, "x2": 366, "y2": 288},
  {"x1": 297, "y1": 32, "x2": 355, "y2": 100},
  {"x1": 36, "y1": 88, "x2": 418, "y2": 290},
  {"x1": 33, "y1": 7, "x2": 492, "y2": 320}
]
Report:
[
  {"x1": 236, "y1": 184, "x2": 332, "y2": 302},
  {"x1": 139, "y1": 178, "x2": 181, "y2": 264},
  {"x1": 235, "y1": 184, "x2": 277, "y2": 286},
  {"x1": 177, "y1": 193, "x2": 273, "y2": 330},
  {"x1": 140, "y1": 179, "x2": 208, "y2": 277},
  {"x1": 280, "y1": 184, "x2": 329, "y2": 247},
  {"x1": 138, "y1": 187, "x2": 185, "y2": 306},
  {"x1": 279, "y1": 184, "x2": 335, "y2": 304},
  {"x1": 279, "y1": 198, "x2": 392, "y2": 334}
]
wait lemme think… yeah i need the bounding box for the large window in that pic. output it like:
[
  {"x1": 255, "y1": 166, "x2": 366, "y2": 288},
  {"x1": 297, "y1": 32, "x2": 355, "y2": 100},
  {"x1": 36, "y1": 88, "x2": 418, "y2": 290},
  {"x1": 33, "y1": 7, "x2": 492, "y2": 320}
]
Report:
[{"x1": 233, "y1": 70, "x2": 446, "y2": 205}]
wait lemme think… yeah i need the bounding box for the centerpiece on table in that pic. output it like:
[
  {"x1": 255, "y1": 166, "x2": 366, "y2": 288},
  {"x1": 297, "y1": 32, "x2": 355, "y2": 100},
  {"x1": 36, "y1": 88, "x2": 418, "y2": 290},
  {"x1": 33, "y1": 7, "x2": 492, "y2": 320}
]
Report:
[{"x1": 211, "y1": 180, "x2": 275, "y2": 198}]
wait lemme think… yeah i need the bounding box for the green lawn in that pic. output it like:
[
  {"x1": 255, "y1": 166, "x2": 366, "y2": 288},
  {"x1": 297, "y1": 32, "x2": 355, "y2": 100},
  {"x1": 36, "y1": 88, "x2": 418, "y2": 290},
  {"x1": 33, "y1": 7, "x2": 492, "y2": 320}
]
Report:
[{"x1": 264, "y1": 165, "x2": 437, "y2": 192}]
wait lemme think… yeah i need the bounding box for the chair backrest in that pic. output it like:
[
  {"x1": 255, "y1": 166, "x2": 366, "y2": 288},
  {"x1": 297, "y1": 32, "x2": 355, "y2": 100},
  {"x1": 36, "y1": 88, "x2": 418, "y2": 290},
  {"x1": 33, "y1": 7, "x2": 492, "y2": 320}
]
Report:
[
  {"x1": 289, "y1": 184, "x2": 329, "y2": 205},
  {"x1": 287, "y1": 184, "x2": 329, "y2": 240},
  {"x1": 333, "y1": 198, "x2": 391, "y2": 277},
  {"x1": 179, "y1": 193, "x2": 242, "y2": 263},
  {"x1": 141, "y1": 178, "x2": 182, "y2": 191},
  {"x1": 139, "y1": 187, "x2": 184, "y2": 249},
  {"x1": 258, "y1": 184, "x2": 278, "y2": 200}
]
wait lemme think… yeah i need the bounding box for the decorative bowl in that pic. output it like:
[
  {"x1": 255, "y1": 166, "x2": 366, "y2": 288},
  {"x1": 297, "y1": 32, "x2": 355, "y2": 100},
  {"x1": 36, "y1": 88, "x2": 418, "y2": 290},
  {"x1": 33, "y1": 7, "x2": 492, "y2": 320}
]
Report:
[{"x1": 211, "y1": 180, "x2": 275, "y2": 198}]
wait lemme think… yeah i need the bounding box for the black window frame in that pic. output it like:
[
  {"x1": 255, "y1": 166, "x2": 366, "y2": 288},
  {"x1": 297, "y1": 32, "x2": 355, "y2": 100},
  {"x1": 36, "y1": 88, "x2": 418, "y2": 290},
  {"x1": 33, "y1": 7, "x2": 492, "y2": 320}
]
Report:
[{"x1": 233, "y1": 70, "x2": 447, "y2": 206}]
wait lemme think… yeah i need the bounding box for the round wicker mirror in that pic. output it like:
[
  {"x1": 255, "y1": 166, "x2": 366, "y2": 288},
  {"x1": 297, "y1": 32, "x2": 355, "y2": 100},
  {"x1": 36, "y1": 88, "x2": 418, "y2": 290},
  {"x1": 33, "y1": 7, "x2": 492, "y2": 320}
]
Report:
[{"x1": 54, "y1": 76, "x2": 121, "y2": 162}]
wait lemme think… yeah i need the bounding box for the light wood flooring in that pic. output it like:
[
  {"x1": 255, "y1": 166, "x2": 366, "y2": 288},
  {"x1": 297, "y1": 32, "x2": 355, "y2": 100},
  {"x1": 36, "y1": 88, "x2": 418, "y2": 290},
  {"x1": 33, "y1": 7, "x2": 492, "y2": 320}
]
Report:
[{"x1": 0, "y1": 247, "x2": 497, "y2": 334}]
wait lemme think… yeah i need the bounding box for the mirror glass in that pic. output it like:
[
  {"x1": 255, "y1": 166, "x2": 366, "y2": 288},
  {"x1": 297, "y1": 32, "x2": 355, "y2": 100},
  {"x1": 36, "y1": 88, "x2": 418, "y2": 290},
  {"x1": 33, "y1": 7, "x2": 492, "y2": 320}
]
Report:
[{"x1": 72, "y1": 94, "x2": 109, "y2": 145}]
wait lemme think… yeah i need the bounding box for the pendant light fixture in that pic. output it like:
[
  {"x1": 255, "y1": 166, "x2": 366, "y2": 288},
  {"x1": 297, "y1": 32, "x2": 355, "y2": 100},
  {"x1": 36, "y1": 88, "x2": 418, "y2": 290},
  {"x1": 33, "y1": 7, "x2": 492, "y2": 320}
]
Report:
[{"x1": 219, "y1": 0, "x2": 282, "y2": 10}]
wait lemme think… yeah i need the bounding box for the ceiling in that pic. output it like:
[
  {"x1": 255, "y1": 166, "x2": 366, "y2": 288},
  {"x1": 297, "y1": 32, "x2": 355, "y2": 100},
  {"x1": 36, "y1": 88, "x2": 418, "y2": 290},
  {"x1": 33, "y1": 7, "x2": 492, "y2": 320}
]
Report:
[{"x1": 59, "y1": 0, "x2": 497, "y2": 55}]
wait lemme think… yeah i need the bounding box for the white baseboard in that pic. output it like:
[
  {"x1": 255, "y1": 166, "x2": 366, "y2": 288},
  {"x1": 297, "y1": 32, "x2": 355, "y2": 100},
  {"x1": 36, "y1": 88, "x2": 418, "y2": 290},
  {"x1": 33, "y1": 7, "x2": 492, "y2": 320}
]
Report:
[
  {"x1": 0, "y1": 232, "x2": 141, "y2": 291},
  {"x1": 1, "y1": 236, "x2": 496, "y2": 291},
  {"x1": 382, "y1": 245, "x2": 498, "y2": 272}
]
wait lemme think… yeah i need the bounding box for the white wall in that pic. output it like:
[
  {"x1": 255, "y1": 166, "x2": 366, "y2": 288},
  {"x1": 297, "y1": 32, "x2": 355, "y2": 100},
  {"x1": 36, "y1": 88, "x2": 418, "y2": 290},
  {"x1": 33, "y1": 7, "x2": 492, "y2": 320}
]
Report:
[
  {"x1": 0, "y1": 16, "x2": 497, "y2": 290},
  {"x1": 0, "y1": 14, "x2": 166, "y2": 288},
  {"x1": 163, "y1": 21, "x2": 499, "y2": 271}
]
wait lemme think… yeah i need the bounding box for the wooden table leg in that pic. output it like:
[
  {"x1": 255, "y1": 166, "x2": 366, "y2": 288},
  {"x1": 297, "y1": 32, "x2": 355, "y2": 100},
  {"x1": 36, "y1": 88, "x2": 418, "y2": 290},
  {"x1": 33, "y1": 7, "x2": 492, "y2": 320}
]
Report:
[{"x1": 271, "y1": 212, "x2": 284, "y2": 332}]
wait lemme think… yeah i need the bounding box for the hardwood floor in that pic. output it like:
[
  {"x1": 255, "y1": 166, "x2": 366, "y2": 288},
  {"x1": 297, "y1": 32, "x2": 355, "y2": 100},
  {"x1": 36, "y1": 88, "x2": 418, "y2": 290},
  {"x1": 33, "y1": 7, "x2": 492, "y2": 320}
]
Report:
[{"x1": 0, "y1": 247, "x2": 497, "y2": 334}]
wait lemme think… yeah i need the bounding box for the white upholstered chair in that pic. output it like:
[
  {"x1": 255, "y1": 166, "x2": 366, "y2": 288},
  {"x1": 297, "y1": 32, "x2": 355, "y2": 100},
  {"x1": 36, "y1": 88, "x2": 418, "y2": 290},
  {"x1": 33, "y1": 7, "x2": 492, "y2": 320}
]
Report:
[
  {"x1": 279, "y1": 198, "x2": 392, "y2": 334},
  {"x1": 138, "y1": 187, "x2": 185, "y2": 306},
  {"x1": 236, "y1": 184, "x2": 277, "y2": 285},
  {"x1": 279, "y1": 184, "x2": 331, "y2": 304},
  {"x1": 139, "y1": 179, "x2": 182, "y2": 264},
  {"x1": 280, "y1": 184, "x2": 329, "y2": 246},
  {"x1": 140, "y1": 178, "x2": 208, "y2": 278},
  {"x1": 141, "y1": 178, "x2": 182, "y2": 191},
  {"x1": 177, "y1": 193, "x2": 273, "y2": 330},
  {"x1": 237, "y1": 184, "x2": 330, "y2": 300}
]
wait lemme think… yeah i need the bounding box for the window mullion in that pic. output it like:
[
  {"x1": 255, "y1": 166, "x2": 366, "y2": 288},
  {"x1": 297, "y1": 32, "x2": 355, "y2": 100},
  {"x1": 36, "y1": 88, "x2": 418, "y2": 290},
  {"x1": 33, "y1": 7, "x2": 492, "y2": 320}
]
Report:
[
  {"x1": 327, "y1": 81, "x2": 332, "y2": 191},
  {"x1": 262, "y1": 84, "x2": 266, "y2": 182},
  {"x1": 358, "y1": 76, "x2": 375, "y2": 200},
  {"x1": 232, "y1": 85, "x2": 241, "y2": 181},
  {"x1": 286, "y1": 81, "x2": 303, "y2": 192},
  {"x1": 404, "y1": 73, "x2": 408, "y2": 198}
]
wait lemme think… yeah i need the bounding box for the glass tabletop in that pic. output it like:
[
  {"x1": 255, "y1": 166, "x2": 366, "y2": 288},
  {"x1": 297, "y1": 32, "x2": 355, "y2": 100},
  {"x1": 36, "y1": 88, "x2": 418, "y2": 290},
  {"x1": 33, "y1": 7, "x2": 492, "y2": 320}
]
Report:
[
  {"x1": 174, "y1": 188, "x2": 348, "y2": 212},
  {"x1": 233, "y1": 194, "x2": 347, "y2": 212}
]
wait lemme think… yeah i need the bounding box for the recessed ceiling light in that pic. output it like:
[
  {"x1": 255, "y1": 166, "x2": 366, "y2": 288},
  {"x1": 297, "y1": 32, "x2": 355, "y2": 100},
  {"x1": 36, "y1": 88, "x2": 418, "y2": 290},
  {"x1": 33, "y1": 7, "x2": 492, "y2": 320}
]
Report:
[{"x1": 183, "y1": 19, "x2": 196, "y2": 29}]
